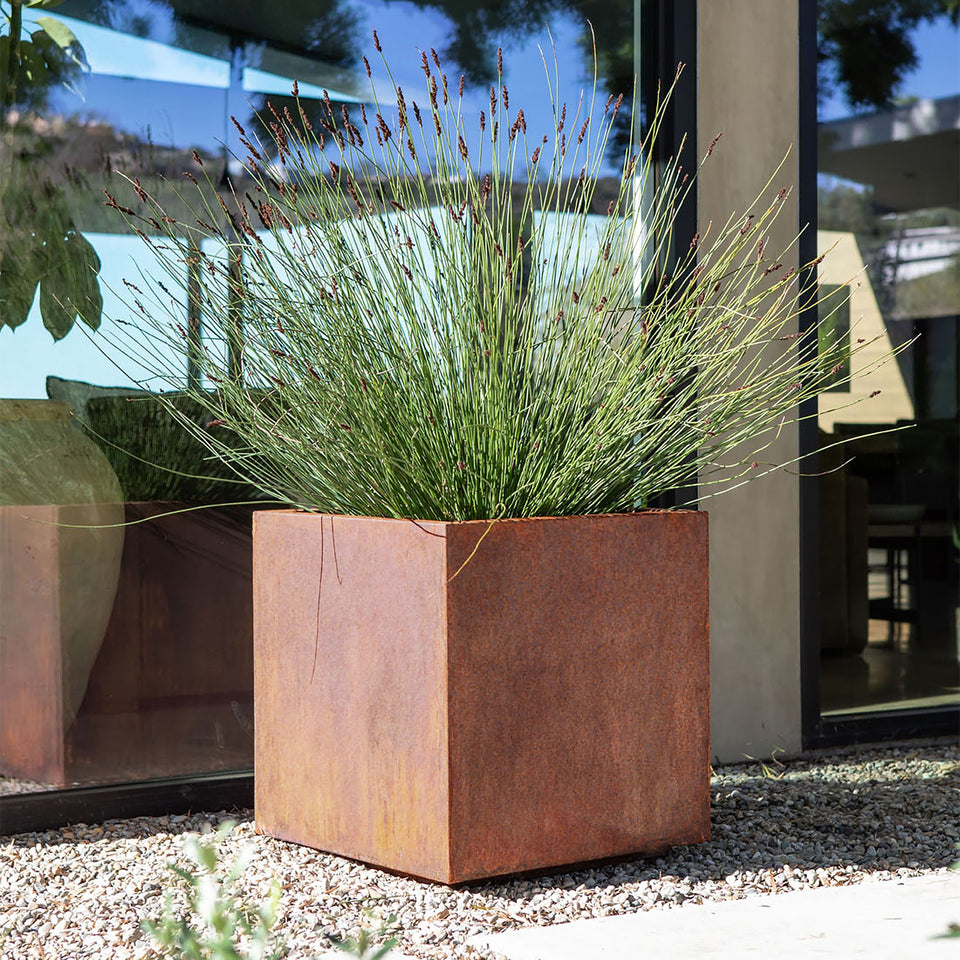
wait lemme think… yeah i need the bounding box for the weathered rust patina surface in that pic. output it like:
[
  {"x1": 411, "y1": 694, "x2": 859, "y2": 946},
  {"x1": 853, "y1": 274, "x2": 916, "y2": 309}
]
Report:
[
  {"x1": 254, "y1": 512, "x2": 452, "y2": 880},
  {"x1": 254, "y1": 510, "x2": 709, "y2": 884}
]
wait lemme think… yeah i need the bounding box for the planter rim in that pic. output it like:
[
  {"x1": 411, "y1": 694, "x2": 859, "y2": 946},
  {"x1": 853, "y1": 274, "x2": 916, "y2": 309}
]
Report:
[{"x1": 254, "y1": 507, "x2": 705, "y2": 525}]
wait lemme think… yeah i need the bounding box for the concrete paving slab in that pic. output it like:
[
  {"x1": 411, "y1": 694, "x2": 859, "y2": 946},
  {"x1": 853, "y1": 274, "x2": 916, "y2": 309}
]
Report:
[{"x1": 471, "y1": 871, "x2": 960, "y2": 960}]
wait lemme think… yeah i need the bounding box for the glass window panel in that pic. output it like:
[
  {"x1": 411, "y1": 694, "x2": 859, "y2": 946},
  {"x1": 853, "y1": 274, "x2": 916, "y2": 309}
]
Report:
[
  {"x1": 1, "y1": 0, "x2": 636, "y2": 797},
  {"x1": 816, "y1": 5, "x2": 959, "y2": 716}
]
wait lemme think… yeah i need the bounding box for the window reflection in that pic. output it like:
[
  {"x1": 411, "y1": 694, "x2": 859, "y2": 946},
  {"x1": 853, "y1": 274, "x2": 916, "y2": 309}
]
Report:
[
  {"x1": 816, "y1": 6, "x2": 959, "y2": 715},
  {"x1": 0, "y1": 0, "x2": 634, "y2": 793}
]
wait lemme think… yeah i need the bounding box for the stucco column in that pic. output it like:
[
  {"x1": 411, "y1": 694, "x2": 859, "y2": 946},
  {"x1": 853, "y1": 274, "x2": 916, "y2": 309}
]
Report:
[{"x1": 697, "y1": 0, "x2": 804, "y2": 762}]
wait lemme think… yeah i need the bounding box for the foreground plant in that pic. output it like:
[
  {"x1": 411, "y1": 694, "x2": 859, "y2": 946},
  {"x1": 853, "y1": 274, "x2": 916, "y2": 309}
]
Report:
[
  {"x1": 142, "y1": 822, "x2": 284, "y2": 960},
  {"x1": 934, "y1": 846, "x2": 960, "y2": 940},
  {"x1": 106, "y1": 35, "x2": 886, "y2": 520},
  {"x1": 143, "y1": 824, "x2": 398, "y2": 959},
  {"x1": 326, "y1": 913, "x2": 398, "y2": 960}
]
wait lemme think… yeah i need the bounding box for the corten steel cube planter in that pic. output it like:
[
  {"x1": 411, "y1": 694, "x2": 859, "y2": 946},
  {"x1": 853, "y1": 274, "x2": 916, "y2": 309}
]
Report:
[{"x1": 253, "y1": 509, "x2": 709, "y2": 883}]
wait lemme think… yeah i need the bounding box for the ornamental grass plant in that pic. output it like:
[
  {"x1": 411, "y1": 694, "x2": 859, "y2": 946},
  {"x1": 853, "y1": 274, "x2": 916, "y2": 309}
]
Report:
[{"x1": 105, "y1": 35, "x2": 886, "y2": 521}]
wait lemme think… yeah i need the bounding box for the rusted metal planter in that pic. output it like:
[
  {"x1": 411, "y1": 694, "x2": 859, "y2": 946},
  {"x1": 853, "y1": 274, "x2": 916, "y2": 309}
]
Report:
[{"x1": 253, "y1": 510, "x2": 709, "y2": 883}]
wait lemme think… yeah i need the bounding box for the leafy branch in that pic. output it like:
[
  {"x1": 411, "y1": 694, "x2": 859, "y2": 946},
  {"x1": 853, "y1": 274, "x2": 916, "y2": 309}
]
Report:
[{"x1": 0, "y1": 0, "x2": 102, "y2": 341}]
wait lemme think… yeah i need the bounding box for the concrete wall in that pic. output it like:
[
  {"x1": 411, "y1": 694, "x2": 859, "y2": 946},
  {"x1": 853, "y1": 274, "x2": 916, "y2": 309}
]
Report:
[{"x1": 696, "y1": 0, "x2": 804, "y2": 762}]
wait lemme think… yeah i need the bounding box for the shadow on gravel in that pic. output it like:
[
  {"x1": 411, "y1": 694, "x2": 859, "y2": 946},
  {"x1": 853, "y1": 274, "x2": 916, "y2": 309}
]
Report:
[
  {"x1": 469, "y1": 759, "x2": 960, "y2": 899},
  {"x1": 5, "y1": 755, "x2": 958, "y2": 905}
]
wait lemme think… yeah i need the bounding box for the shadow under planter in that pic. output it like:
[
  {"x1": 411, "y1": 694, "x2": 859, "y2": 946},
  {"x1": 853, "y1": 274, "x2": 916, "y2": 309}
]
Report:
[
  {"x1": 0, "y1": 502, "x2": 255, "y2": 787},
  {"x1": 253, "y1": 510, "x2": 710, "y2": 884}
]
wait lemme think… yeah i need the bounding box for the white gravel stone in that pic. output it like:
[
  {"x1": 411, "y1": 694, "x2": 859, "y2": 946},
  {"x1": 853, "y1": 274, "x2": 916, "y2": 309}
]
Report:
[{"x1": 0, "y1": 741, "x2": 957, "y2": 959}]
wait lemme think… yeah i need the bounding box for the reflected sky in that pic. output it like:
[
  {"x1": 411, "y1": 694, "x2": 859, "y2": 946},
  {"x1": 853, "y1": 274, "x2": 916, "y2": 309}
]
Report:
[
  {"x1": 819, "y1": 16, "x2": 959, "y2": 122},
  {"x1": 42, "y1": 4, "x2": 606, "y2": 156},
  {"x1": 1, "y1": 234, "x2": 174, "y2": 397},
  {"x1": 2, "y1": 0, "x2": 630, "y2": 398}
]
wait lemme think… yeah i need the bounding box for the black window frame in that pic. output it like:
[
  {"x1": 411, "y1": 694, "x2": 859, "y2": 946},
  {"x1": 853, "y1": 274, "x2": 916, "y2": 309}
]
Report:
[{"x1": 798, "y1": 0, "x2": 959, "y2": 749}]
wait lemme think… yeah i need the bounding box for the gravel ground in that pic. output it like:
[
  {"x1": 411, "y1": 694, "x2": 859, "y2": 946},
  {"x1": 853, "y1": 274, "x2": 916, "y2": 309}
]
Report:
[
  {"x1": 1, "y1": 740, "x2": 958, "y2": 959},
  {"x1": 0, "y1": 777, "x2": 48, "y2": 798}
]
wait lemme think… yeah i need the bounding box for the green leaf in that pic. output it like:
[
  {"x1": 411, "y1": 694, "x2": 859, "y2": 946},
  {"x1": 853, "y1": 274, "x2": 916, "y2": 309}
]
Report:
[
  {"x1": 192, "y1": 840, "x2": 218, "y2": 872},
  {"x1": 38, "y1": 275, "x2": 76, "y2": 340},
  {"x1": 0, "y1": 276, "x2": 39, "y2": 330},
  {"x1": 34, "y1": 229, "x2": 102, "y2": 340},
  {"x1": 368, "y1": 940, "x2": 398, "y2": 960},
  {"x1": 25, "y1": 0, "x2": 68, "y2": 8},
  {"x1": 34, "y1": 16, "x2": 79, "y2": 52},
  {"x1": 18, "y1": 39, "x2": 49, "y2": 86},
  {"x1": 35, "y1": 15, "x2": 89, "y2": 70},
  {"x1": 63, "y1": 231, "x2": 102, "y2": 330},
  {"x1": 31, "y1": 18, "x2": 90, "y2": 80},
  {"x1": 170, "y1": 864, "x2": 198, "y2": 886},
  {"x1": 215, "y1": 820, "x2": 237, "y2": 839},
  {"x1": 0, "y1": 250, "x2": 42, "y2": 331}
]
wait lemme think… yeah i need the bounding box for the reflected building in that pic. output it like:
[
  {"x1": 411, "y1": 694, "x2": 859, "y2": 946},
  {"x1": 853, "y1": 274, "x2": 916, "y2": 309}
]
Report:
[{"x1": 816, "y1": 87, "x2": 959, "y2": 716}]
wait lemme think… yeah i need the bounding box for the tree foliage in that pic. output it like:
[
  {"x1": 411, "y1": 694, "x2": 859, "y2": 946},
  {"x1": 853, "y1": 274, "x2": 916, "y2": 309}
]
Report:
[
  {"x1": 818, "y1": 0, "x2": 959, "y2": 112},
  {"x1": 0, "y1": 0, "x2": 103, "y2": 340}
]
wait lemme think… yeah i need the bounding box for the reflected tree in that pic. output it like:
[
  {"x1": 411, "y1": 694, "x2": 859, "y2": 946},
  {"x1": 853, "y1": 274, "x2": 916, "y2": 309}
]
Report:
[
  {"x1": 0, "y1": 0, "x2": 102, "y2": 340},
  {"x1": 383, "y1": 0, "x2": 635, "y2": 152},
  {"x1": 0, "y1": 0, "x2": 88, "y2": 120},
  {"x1": 818, "y1": 0, "x2": 959, "y2": 112},
  {"x1": 86, "y1": 0, "x2": 363, "y2": 68},
  {"x1": 384, "y1": 0, "x2": 630, "y2": 87}
]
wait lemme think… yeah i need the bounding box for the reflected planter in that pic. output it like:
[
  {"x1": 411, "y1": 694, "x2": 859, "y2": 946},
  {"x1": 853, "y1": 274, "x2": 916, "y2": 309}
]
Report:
[
  {"x1": 253, "y1": 509, "x2": 710, "y2": 883},
  {"x1": 0, "y1": 502, "x2": 254, "y2": 787},
  {"x1": 0, "y1": 500, "x2": 124, "y2": 784}
]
